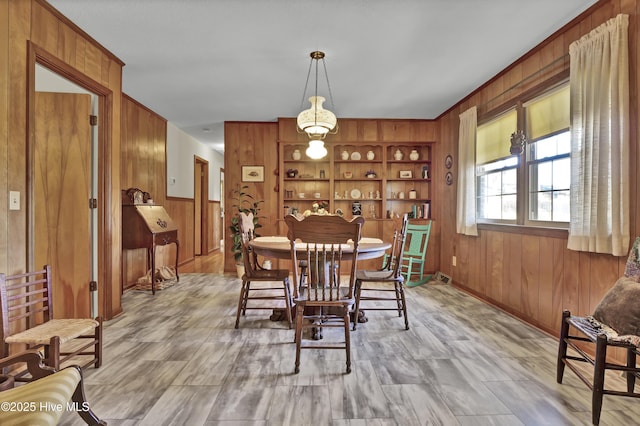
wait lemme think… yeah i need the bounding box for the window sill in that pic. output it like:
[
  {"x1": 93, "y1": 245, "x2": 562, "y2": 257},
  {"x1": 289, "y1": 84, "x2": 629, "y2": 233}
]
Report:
[{"x1": 477, "y1": 222, "x2": 569, "y2": 239}]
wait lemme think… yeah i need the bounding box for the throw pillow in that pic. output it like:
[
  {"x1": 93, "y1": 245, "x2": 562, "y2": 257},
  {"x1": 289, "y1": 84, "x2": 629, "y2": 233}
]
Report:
[
  {"x1": 624, "y1": 236, "x2": 640, "y2": 281},
  {"x1": 592, "y1": 276, "x2": 640, "y2": 336}
]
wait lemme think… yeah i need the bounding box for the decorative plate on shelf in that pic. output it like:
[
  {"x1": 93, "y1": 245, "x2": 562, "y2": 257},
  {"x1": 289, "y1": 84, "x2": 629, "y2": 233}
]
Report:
[
  {"x1": 350, "y1": 188, "x2": 361, "y2": 199},
  {"x1": 350, "y1": 152, "x2": 361, "y2": 160}
]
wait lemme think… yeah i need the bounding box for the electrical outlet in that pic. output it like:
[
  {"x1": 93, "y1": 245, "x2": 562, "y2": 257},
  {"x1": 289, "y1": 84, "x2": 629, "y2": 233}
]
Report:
[
  {"x1": 9, "y1": 191, "x2": 20, "y2": 210},
  {"x1": 452, "y1": 255, "x2": 457, "y2": 267}
]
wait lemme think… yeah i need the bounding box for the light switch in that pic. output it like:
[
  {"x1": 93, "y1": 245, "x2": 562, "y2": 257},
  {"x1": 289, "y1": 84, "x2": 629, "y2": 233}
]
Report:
[{"x1": 9, "y1": 191, "x2": 20, "y2": 210}]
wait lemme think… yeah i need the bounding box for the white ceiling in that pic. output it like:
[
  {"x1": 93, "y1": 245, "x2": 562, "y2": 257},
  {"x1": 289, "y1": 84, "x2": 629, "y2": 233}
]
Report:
[{"x1": 48, "y1": 0, "x2": 598, "y2": 154}]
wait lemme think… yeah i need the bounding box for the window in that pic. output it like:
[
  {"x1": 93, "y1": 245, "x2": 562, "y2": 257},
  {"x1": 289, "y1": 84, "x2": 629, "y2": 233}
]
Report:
[{"x1": 476, "y1": 83, "x2": 570, "y2": 227}]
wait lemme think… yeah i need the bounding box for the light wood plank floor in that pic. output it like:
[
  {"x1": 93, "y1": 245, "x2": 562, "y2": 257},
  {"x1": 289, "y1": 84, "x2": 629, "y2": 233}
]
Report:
[{"x1": 60, "y1": 254, "x2": 640, "y2": 425}]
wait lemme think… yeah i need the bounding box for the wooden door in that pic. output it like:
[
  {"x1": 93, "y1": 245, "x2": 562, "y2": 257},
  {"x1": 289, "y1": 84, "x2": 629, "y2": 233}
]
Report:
[{"x1": 34, "y1": 92, "x2": 92, "y2": 319}]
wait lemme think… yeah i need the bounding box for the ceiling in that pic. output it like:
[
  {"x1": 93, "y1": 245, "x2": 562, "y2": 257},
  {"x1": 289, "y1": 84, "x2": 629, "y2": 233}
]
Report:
[{"x1": 48, "y1": 0, "x2": 598, "y2": 154}]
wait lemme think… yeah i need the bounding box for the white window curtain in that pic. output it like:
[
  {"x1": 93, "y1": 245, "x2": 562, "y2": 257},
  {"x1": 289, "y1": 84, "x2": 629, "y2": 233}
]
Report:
[
  {"x1": 456, "y1": 106, "x2": 478, "y2": 236},
  {"x1": 567, "y1": 14, "x2": 630, "y2": 256}
]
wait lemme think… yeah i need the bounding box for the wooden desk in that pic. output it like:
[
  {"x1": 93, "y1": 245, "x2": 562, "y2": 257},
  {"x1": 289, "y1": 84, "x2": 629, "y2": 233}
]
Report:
[{"x1": 122, "y1": 205, "x2": 180, "y2": 294}]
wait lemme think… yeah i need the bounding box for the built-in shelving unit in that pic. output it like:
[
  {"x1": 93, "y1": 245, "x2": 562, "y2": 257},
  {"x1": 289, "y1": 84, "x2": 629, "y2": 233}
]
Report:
[{"x1": 279, "y1": 142, "x2": 433, "y2": 221}]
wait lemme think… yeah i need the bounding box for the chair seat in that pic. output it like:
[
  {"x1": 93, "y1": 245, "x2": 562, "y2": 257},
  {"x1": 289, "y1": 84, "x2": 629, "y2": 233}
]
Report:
[
  {"x1": 356, "y1": 269, "x2": 402, "y2": 282},
  {"x1": 0, "y1": 367, "x2": 80, "y2": 425},
  {"x1": 5, "y1": 319, "x2": 99, "y2": 345},
  {"x1": 243, "y1": 268, "x2": 290, "y2": 280},
  {"x1": 569, "y1": 315, "x2": 640, "y2": 347}
]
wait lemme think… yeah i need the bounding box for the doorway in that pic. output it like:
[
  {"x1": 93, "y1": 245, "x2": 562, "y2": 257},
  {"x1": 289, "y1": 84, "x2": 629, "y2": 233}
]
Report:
[
  {"x1": 194, "y1": 156, "x2": 209, "y2": 256},
  {"x1": 29, "y1": 44, "x2": 111, "y2": 319}
]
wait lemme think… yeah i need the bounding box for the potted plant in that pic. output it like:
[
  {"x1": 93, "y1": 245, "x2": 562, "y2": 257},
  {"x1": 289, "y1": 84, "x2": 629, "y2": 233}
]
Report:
[{"x1": 229, "y1": 185, "x2": 263, "y2": 278}]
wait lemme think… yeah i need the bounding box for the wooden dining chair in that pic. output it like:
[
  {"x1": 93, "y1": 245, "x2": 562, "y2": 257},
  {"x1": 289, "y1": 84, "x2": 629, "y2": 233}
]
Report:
[
  {"x1": 0, "y1": 265, "x2": 102, "y2": 372},
  {"x1": 353, "y1": 214, "x2": 409, "y2": 331},
  {"x1": 285, "y1": 214, "x2": 364, "y2": 374},
  {"x1": 235, "y1": 212, "x2": 293, "y2": 329}
]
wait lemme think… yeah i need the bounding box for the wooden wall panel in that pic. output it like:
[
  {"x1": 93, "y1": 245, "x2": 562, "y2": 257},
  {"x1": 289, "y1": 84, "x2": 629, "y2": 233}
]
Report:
[
  {"x1": 224, "y1": 122, "x2": 280, "y2": 273},
  {"x1": 437, "y1": 0, "x2": 639, "y2": 365},
  {"x1": 1, "y1": 0, "x2": 124, "y2": 319}
]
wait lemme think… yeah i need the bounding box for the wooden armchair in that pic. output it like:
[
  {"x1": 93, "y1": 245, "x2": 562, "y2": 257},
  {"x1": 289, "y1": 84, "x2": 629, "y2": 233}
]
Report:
[
  {"x1": 0, "y1": 265, "x2": 102, "y2": 371},
  {"x1": 0, "y1": 349, "x2": 105, "y2": 425}
]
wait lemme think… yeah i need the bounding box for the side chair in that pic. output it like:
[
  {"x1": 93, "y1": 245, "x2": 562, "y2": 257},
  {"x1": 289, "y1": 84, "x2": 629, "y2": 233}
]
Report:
[
  {"x1": 0, "y1": 265, "x2": 102, "y2": 372},
  {"x1": 235, "y1": 212, "x2": 293, "y2": 329},
  {"x1": 353, "y1": 214, "x2": 409, "y2": 331},
  {"x1": 557, "y1": 238, "x2": 640, "y2": 425},
  {"x1": 285, "y1": 214, "x2": 364, "y2": 374}
]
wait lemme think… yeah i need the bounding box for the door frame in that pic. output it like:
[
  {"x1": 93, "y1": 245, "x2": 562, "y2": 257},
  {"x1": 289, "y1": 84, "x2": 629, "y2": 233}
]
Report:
[{"x1": 27, "y1": 42, "x2": 114, "y2": 319}]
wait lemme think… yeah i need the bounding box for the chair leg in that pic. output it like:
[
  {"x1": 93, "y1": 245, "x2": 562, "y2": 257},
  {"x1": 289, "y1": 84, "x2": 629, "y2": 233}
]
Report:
[
  {"x1": 394, "y1": 281, "x2": 402, "y2": 316},
  {"x1": 94, "y1": 317, "x2": 103, "y2": 368},
  {"x1": 294, "y1": 307, "x2": 304, "y2": 374},
  {"x1": 241, "y1": 281, "x2": 252, "y2": 315},
  {"x1": 352, "y1": 279, "x2": 362, "y2": 331},
  {"x1": 344, "y1": 305, "x2": 352, "y2": 374},
  {"x1": 235, "y1": 280, "x2": 248, "y2": 329},
  {"x1": 592, "y1": 334, "x2": 607, "y2": 426},
  {"x1": 283, "y1": 278, "x2": 293, "y2": 329},
  {"x1": 557, "y1": 310, "x2": 570, "y2": 383},
  {"x1": 626, "y1": 348, "x2": 637, "y2": 393},
  {"x1": 71, "y1": 366, "x2": 106, "y2": 425},
  {"x1": 46, "y1": 336, "x2": 61, "y2": 371},
  {"x1": 398, "y1": 281, "x2": 409, "y2": 330}
]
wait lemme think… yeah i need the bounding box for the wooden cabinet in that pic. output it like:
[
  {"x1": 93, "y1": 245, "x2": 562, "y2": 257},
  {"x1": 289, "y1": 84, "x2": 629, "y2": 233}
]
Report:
[{"x1": 279, "y1": 142, "x2": 433, "y2": 222}]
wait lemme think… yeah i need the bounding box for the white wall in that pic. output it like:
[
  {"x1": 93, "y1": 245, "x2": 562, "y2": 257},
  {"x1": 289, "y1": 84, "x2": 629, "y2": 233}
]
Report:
[{"x1": 166, "y1": 122, "x2": 224, "y2": 200}]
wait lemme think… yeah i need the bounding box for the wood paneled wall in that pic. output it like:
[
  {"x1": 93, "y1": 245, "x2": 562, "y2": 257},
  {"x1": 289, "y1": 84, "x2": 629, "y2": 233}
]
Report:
[
  {"x1": 436, "y1": 0, "x2": 639, "y2": 355},
  {"x1": 0, "y1": 0, "x2": 124, "y2": 319},
  {"x1": 120, "y1": 94, "x2": 168, "y2": 288},
  {"x1": 224, "y1": 118, "x2": 440, "y2": 273},
  {"x1": 224, "y1": 122, "x2": 280, "y2": 273}
]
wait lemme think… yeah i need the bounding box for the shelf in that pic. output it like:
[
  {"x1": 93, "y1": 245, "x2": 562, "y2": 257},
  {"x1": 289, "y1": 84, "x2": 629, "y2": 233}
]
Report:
[{"x1": 387, "y1": 178, "x2": 431, "y2": 182}]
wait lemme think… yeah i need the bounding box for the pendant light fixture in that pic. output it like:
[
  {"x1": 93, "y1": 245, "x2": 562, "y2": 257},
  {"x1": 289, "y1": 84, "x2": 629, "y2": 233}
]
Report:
[{"x1": 297, "y1": 51, "x2": 337, "y2": 159}]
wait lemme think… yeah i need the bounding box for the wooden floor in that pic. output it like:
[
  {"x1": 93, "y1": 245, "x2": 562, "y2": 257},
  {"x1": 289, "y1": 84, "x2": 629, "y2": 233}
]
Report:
[{"x1": 60, "y1": 251, "x2": 640, "y2": 425}]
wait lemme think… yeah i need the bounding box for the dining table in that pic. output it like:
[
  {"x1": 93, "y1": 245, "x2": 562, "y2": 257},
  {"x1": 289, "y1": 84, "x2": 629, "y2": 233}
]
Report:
[{"x1": 249, "y1": 235, "x2": 391, "y2": 331}]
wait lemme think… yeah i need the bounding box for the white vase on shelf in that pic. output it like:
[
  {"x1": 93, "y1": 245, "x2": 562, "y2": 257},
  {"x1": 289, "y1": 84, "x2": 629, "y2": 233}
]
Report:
[
  {"x1": 292, "y1": 149, "x2": 301, "y2": 160},
  {"x1": 409, "y1": 149, "x2": 419, "y2": 161},
  {"x1": 394, "y1": 149, "x2": 403, "y2": 160},
  {"x1": 341, "y1": 150, "x2": 349, "y2": 160},
  {"x1": 366, "y1": 150, "x2": 375, "y2": 160}
]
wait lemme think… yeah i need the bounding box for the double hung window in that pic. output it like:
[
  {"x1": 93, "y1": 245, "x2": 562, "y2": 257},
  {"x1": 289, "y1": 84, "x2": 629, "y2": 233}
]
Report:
[{"x1": 476, "y1": 83, "x2": 570, "y2": 227}]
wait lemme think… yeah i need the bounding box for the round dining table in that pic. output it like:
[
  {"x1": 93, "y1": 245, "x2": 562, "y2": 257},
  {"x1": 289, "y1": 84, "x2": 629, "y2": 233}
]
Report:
[
  {"x1": 249, "y1": 236, "x2": 391, "y2": 334},
  {"x1": 249, "y1": 236, "x2": 391, "y2": 261}
]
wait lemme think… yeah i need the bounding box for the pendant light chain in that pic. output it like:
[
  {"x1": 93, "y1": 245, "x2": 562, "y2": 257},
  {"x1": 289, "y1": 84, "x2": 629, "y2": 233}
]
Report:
[
  {"x1": 299, "y1": 56, "x2": 314, "y2": 111},
  {"x1": 321, "y1": 57, "x2": 335, "y2": 113}
]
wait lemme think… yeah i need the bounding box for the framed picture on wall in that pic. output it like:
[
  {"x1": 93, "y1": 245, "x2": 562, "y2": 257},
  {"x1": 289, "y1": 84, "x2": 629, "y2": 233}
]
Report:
[{"x1": 242, "y1": 165, "x2": 264, "y2": 182}]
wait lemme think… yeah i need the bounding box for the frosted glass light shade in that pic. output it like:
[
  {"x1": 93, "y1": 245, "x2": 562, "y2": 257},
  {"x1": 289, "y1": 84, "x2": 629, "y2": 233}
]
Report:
[
  {"x1": 306, "y1": 140, "x2": 327, "y2": 159},
  {"x1": 297, "y1": 96, "x2": 337, "y2": 139}
]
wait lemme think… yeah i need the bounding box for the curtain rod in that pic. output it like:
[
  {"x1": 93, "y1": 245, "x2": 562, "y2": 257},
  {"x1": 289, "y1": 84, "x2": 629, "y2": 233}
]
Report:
[{"x1": 480, "y1": 54, "x2": 569, "y2": 110}]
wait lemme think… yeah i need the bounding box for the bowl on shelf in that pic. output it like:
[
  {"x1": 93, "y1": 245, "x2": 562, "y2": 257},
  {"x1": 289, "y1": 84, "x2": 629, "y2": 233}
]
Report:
[{"x1": 344, "y1": 171, "x2": 353, "y2": 179}]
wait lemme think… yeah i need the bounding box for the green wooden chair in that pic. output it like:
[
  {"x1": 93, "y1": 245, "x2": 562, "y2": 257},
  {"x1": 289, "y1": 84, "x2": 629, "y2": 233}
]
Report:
[{"x1": 401, "y1": 220, "x2": 432, "y2": 287}]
